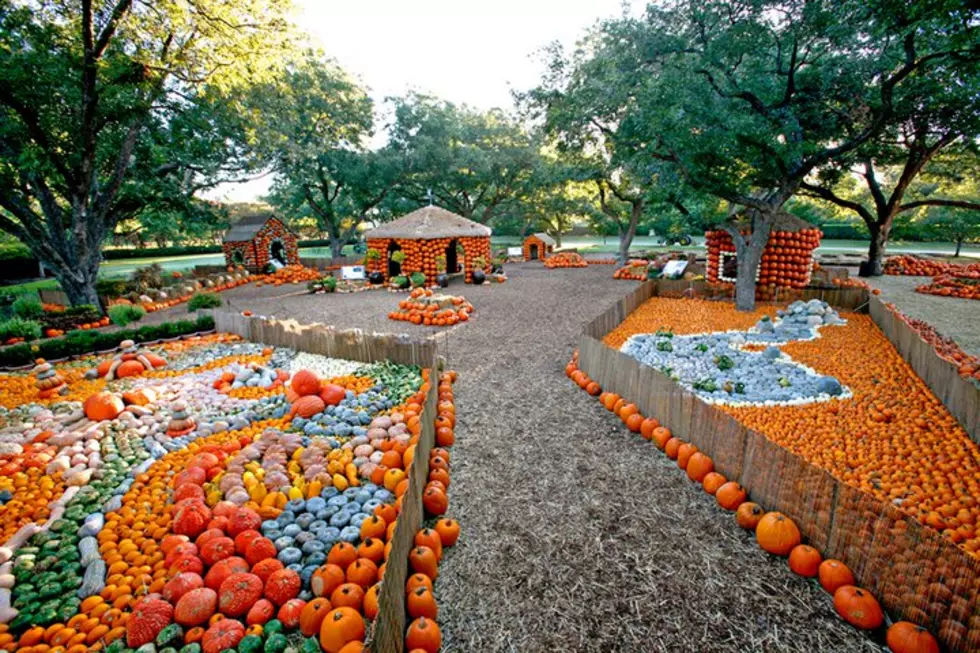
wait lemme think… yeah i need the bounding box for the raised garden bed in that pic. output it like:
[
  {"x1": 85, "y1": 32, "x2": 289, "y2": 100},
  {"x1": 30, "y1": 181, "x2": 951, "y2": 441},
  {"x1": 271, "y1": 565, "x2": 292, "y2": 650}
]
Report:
[
  {"x1": 573, "y1": 280, "x2": 980, "y2": 652},
  {"x1": 0, "y1": 313, "x2": 457, "y2": 653}
]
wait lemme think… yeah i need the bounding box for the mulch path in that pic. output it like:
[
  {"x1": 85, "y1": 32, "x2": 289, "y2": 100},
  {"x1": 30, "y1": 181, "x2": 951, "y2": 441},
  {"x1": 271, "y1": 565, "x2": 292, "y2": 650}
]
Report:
[
  {"x1": 146, "y1": 264, "x2": 880, "y2": 651},
  {"x1": 867, "y1": 274, "x2": 980, "y2": 357}
]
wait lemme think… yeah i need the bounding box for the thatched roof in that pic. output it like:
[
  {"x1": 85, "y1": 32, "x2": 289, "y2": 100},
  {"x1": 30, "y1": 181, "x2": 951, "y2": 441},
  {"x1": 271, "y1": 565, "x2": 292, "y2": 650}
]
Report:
[
  {"x1": 364, "y1": 206, "x2": 492, "y2": 240},
  {"x1": 529, "y1": 232, "x2": 556, "y2": 247},
  {"x1": 223, "y1": 213, "x2": 285, "y2": 243}
]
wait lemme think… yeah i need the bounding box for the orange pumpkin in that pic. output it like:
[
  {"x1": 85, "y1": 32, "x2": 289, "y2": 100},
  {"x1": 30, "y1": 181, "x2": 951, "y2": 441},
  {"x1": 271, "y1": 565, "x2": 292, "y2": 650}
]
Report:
[
  {"x1": 291, "y1": 395, "x2": 326, "y2": 418},
  {"x1": 787, "y1": 545, "x2": 822, "y2": 577},
  {"x1": 405, "y1": 617, "x2": 442, "y2": 653},
  {"x1": 833, "y1": 586, "x2": 883, "y2": 630},
  {"x1": 735, "y1": 502, "x2": 764, "y2": 530},
  {"x1": 755, "y1": 512, "x2": 801, "y2": 556},
  {"x1": 715, "y1": 482, "x2": 747, "y2": 511},
  {"x1": 434, "y1": 519, "x2": 460, "y2": 547},
  {"x1": 291, "y1": 369, "x2": 321, "y2": 396},
  {"x1": 84, "y1": 393, "x2": 124, "y2": 421},
  {"x1": 886, "y1": 622, "x2": 940, "y2": 653},
  {"x1": 299, "y1": 598, "x2": 332, "y2": 637},
  {"x1": 818, "y1": 560, "x2": 855, "y2": 594},
  {"x1": 318, "y1": 607, "x2": 365, "y2": 653}
]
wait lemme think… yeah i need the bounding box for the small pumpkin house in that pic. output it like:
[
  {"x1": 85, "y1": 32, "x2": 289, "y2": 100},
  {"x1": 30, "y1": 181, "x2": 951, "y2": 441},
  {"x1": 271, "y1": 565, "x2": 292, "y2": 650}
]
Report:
[
  {"x1": 705, "y1": 212, "x2": 821, "y2": 289},
  {"x1": 222, "y1": 214, "x2": 299, "y2": 272},
  {"x1": 364, "y1": 206, "x2": 492, "y2": 284},
  {"x1": 523, "y1": 233, "x2": 556, "y2": 261}
]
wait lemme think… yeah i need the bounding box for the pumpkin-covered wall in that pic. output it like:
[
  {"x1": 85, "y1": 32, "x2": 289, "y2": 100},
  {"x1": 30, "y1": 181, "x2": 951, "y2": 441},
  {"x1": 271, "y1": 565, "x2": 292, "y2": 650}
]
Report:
[
  {"x1": 705, "y1": 226, "x2": 821, "y2": 291},
  {"x1": 223, "y1": 216, "x2": 299, "y2": 272},
  {"x1": 523, "y1": 233, "x2": 555, "y2": 261},
  {"x1": 366, "y1": 236, "x2": 492, "y2": 285}
]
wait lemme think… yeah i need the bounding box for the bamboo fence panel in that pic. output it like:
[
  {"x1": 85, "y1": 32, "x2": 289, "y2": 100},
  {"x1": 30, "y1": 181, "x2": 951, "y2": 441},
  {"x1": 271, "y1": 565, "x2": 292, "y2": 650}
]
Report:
[
  {"x1": 577, "y1": 284, "x2": 980, "y2": 651},
  {"x1": 868, "y1": 296, "x2": 980, "y2": 442},
  {"x1": 366, "y1": 358, "x2": 440, "y2": 653}
]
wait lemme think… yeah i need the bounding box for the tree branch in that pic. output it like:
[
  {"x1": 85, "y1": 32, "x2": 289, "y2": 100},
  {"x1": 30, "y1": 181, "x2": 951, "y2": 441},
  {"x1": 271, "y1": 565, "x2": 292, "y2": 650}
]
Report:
[
  {"x1": 799, "y1": 181, "x2": 875, "y2": 225},
  {"x1": 94, "y1": 0, "x2": 133, "y2": 57},
  {"x1": 899, "y1": 199, "x2": 980, "y2": 212}
]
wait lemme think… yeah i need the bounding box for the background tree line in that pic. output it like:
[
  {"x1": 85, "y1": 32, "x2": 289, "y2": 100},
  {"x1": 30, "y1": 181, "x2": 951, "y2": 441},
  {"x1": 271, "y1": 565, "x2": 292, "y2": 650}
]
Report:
[{"x1": 0, "y1": 0, "x2": 978, "y2": 309}]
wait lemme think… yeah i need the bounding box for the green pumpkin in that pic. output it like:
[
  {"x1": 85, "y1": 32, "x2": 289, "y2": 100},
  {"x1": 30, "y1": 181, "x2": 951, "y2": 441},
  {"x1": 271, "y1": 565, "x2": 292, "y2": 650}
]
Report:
[
  {"x1": 237, "y1": 635, "x2": 263, "y2": 653},
  {"x1": 263, "y1": 633, "x2": 288, "y2": 653},
  {"x1": 179, "y1": 645, "x2": 203, "y2": 653},
  {"x1": 300, "y1": 638, "x2": 322, "y2": 653},
  {"x1": 105, "y1": 640, "x2": 128, "y2": 653},
  {"x1": 263, "y1": 619, "x2": 284, "y2": 636},
  {"x1": 156, "y1": 623, "x2": 184, "y2": 649}
]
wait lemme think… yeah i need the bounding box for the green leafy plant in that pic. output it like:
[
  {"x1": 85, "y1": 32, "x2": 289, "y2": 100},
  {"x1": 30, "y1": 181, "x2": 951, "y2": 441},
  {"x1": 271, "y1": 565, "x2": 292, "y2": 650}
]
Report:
[
  {"x1": 0, "y1": 316, "x2": 212, "y2": 368},
  {"x1": 695, "y1": 343, "x2": 709, "y2": 353},
  {"x1": 410, "y1": 271, "x2": 427, "y2": 287},
  {"x1": 12, "y1": 295, "x2": 44, "y2": 319},
  {"x1": 96, "y1": 278, "x2": 133, "y2": 298},
  {"x1": 714, "y1": 355, "x2": 734, "y2": 371},
  {"x1": 656, "y1": 339, "x2": 673, "y2": 352},
  {"x1": 434, "y1": 255, "x2": 447, "y2": 274},
  {"x1": 472, "y1": 255, "x2": 487, "y2": 269},
  {"x1": 323, "y1": 276, "x2": 338, "y2": 292},
  {"x1": 108, "y1": 304, "x2": 146, "y2": 326},
  {"x1": 187, "y1": 292, "x2": 222, "y2": 311},
  {"x1": 391, "y1": 275, "x2": 408, "y2": 288},
  {"x1": 693, "y1": 378, "x2": 719, "y2": 392},
  {"x1": 390, "y1": 250, "x2": 406, "y2": 264},
  {"x1": 0, "y1": 317, "x2": 42, "y2": 341},
  {"x1": 365, "y1": 248, "x2": 381, "y2": 262}
]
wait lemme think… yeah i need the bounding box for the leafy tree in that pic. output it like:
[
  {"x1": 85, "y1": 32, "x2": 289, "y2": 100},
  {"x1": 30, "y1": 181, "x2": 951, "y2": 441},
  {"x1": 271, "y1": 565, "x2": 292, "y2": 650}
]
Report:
[
  {"x1": 578, "y1": 0, "x2": 980, "y2": 308},
  {"x1": 924, "y1": 207, "x2": 980, "y2": 258},
  {"x1": 799, "y1": 15, "x2": 980, "y2": 276},
  {"x1": 388, "y1": 93, "x2": 541, "y2": 224},
  {"x1": 0, "y1": 0, "x2": 294, "y2": 307},
  {"x1": 254, "y1": 53, "x2": 397, "y2": 258}
]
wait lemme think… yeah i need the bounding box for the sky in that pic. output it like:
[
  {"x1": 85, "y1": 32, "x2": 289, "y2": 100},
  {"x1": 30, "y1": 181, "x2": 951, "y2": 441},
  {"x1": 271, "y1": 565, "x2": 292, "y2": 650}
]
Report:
[{"x1": 207, "y1": 0, "x2": 641, "y2": 202}]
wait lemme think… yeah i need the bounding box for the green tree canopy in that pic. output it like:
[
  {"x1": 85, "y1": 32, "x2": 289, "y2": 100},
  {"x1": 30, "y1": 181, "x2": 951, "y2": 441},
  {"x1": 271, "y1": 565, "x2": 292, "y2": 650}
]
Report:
[
  {"x1": 388, "y1": 93, "x2": 542, "y2": 224},
  {"x1": 0, "y1": 0, "x2": 296, "y2": 306}
]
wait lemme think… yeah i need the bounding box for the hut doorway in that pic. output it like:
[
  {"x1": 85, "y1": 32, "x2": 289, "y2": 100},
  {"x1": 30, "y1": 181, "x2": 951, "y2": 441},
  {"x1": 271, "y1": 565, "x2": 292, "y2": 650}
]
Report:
[
  {"x1": 387, "y1": 242, "x2": 403, "y2": 277},
  {"x1": 528, "y1": 243, "x2": 539, "y2": 260},
  {"x1": 270, "y1": 240, "x2": 287, "y2": 265},
  {"x1": 446, "y1": 239, "x2": 461, "y2": 275}
]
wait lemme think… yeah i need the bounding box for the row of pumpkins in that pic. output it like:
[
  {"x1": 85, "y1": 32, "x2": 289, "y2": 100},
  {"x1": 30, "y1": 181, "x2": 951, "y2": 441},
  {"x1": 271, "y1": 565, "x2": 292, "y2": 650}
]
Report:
[{"x1": 565, "y1": 354, "x2": 941, "y2": 653}]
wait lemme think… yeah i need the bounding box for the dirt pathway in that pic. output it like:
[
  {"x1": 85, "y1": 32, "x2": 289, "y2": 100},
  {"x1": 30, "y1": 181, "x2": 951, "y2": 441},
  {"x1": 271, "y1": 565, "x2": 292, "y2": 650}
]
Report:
[{"x1": 432, "y1": 264, "x2": 876, "y2": 652}]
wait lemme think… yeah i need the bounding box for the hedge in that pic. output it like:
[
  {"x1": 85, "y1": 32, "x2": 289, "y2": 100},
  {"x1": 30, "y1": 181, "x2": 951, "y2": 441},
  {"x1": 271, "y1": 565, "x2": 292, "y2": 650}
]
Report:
[{"x1": 0, "y1": 313, "x2": 215, "y2": 368}]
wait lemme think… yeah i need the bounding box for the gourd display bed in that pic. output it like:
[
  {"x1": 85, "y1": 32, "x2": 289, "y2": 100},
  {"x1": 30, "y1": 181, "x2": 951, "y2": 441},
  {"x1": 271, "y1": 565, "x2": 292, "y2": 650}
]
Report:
[{"x1": 0, "y1": 330, "x2": 456, "y2": 653}]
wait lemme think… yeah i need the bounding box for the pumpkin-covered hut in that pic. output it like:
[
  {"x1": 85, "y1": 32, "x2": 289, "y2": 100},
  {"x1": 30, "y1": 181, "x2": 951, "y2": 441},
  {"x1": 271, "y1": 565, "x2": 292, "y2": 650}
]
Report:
[
  {"x1": 364, "y1": 206, "x2": 492, "y2": 284},
  {"x1": 705, "y1": 212, "x2": 821, "y2": 290},
  {"x1": 222, "y1": 213, "x2": 299, "y2": 272},
  {"x1": 523, "y1": 232, "x2": 556, "y2": 261}
]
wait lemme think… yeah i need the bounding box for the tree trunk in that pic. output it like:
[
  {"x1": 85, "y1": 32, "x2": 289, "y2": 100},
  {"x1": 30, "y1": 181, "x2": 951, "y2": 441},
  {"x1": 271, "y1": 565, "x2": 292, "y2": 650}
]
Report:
[
  {"x1": 728, "y1": 210, "x2": 772, "y2": 312},
  {"x1": 555, "y1": 232, "x2": 562, "y2": 248},
  {"x1": 955, "y1": 237, "x2": 963, "y2": 257},
  {"x1": 862, "y1": 222, "x2": 890, "y2": 277},
  {"x1": 53, "y1": 256, "x2": 102, "y2": 310},
  {"x1": 330, "y1": 238, "x2": 344, "y2": 259},
  {"x1": 617, "y1": 201, "x2": 643, "y2": 266}
]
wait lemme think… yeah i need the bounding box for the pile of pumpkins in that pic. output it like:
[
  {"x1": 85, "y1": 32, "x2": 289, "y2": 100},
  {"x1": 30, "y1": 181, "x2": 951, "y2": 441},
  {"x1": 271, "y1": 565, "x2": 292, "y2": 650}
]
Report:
[
  {"x1": 543, "y1": 252, "x2": 588, "y2": 269},
  {"x1": 564, "y1": 353, "x2": 942, "y2": 653}
]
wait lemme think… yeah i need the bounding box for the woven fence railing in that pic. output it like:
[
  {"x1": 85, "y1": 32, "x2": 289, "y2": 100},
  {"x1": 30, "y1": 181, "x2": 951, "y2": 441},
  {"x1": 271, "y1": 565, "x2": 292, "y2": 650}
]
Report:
[{"x1": 577, "y1": 283, "x2": 980, "y2": 652}]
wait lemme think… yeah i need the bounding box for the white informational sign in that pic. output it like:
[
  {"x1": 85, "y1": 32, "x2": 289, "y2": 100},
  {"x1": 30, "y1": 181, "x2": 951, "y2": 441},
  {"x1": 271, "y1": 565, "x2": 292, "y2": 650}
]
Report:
[
  {"x1": 662, "y1": 260, "x2": 688, "y2": 278},
  {"x1": 341, "y1": 265, "x2": 366, "y2": 280},
  {"x1": 507, "y1": 247, "x2": 523, "y2": 258}
]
